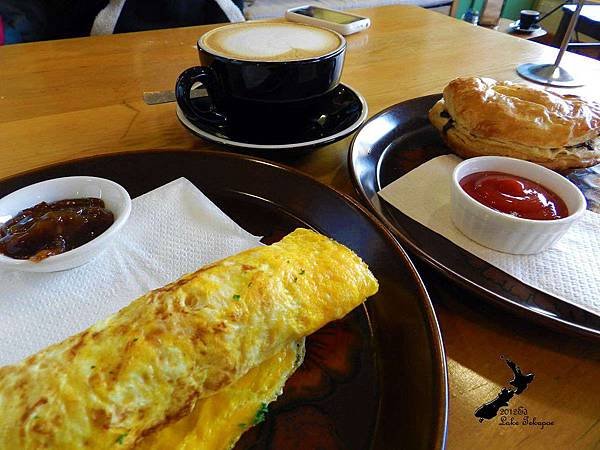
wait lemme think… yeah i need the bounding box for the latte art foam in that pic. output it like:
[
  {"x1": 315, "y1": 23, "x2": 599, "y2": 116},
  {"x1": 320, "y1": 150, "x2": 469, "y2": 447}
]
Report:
[{"x1": 201, "y1": 23, "x2": 343, "y2": 62}]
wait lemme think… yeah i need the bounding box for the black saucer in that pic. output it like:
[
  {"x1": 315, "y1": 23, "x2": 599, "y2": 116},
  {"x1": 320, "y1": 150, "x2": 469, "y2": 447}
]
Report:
[
  {"x1": 176, "y1": 83, "x2": 367, "y2": 154},
  {"x1": 509, "y1": 20, "x2": 541, "y2": 33}
]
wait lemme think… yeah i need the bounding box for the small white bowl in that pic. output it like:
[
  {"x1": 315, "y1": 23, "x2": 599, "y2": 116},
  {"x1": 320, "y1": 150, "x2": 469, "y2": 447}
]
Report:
[
  {"x1": 0, "y1": 176, "x2": 131, "y2": 272},
  {"x1": 451, "y1": 156, "x2": 586, "y2": 255}
]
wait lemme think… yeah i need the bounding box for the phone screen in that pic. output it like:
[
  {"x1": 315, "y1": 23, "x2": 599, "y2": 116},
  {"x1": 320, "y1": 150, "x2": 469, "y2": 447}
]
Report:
[{"x1": 292, "y1": 6, "x2": 362, "y2": 24}]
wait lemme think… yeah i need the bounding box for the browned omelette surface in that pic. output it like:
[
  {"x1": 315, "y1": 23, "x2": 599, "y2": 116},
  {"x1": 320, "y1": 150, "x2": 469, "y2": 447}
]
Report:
[{"x1": 0, "y1": 228, "x2": 378, "y2": 449}]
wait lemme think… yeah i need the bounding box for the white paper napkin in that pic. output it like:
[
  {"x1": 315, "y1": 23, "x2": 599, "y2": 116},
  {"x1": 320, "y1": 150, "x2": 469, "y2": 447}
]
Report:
[
  {"x1": 0, "y1": 178, "x2": 262, "y2": 366},
  {"x1": 379, "y1": 155, "x2": 600, "y2": 317}
]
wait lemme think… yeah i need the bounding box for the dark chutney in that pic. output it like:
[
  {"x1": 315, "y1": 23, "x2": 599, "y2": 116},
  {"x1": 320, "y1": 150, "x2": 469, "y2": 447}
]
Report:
[{"x1": 0, "y1": 198, "x2": 114, "y2": 261}]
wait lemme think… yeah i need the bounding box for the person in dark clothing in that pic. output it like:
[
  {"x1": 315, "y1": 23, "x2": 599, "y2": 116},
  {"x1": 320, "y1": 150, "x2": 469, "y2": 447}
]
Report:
[
  {"x1": 0, "y1": 1, "x2": 58, "y2": 43},
  {"x1": 115, "y1": 0, "x2": 240, "y2": 32},
  {"x1": 0, "y1": 0, "x2": 244, "y2": 44}
]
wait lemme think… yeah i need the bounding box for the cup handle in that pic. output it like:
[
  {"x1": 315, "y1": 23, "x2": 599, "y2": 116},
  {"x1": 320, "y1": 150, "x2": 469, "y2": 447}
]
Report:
[{"x1": 175, "y1": 66, "x2": 228, "y2": 127}]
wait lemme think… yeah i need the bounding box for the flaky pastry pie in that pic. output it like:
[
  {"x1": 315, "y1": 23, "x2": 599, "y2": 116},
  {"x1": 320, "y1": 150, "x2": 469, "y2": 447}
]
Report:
[{"x1": 429, "y1": 77, "x2": 600, "y2": 170}]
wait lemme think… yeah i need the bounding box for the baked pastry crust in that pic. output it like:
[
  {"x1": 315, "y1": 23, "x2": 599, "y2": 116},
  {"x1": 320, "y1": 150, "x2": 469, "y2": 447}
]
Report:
[{"x1": 428, "y1": 77, "x2": 600, "y2": 170}]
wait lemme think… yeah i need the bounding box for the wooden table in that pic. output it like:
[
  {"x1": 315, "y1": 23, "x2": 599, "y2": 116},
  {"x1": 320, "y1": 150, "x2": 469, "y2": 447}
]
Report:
[{"x1": 1, "y1": 5, "x2": 599, "y2": 449}]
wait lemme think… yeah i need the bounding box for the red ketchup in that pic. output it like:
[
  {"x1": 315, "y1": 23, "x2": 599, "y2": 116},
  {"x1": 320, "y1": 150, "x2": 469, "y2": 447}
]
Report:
[{"x1": 460, "y1": 171, "x2": 568, "y2": 220}]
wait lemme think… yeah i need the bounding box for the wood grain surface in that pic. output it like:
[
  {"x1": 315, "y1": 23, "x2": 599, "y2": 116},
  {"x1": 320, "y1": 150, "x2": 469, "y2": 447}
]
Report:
[{"x1": 1, "y1": 5, "x2": 599, "y2": 449}]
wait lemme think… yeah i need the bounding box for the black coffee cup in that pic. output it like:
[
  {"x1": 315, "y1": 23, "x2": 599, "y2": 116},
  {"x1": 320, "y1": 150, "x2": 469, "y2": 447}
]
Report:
[
  {"x1": 519, "y1": 10, "x2": 540, "y2": 30},
  {"x1": 175, "y1": 22, "x2": 346, "y2": 129}
]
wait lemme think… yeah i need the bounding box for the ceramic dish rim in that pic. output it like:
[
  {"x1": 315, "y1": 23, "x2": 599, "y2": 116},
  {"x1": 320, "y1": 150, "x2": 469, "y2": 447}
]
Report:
[
  {"x1": 0, "y1": 176, "x2": 132, "y2": 270},
  {"x1": 176, "y1": 83, "x2": 368, "y2": 150},
  {"x1": 452, "y1": 156, "x2": 587, "y2": 225}
]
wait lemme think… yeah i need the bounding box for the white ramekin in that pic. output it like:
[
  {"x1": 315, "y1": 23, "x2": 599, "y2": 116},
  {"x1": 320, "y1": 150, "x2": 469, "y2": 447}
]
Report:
[
  {"x1": 451, "y1": 156, "x2": 587, "y2": 255},
  {"x1": 0, "y1": 176, "x2": 131, "y2": 272}
]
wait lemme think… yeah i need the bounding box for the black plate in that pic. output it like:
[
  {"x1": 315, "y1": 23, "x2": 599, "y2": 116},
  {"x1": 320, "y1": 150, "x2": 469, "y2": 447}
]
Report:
[
  {"x1": 176, "y1": 84, "x2": 367, "y2": 153},
  {"x1": 349, "y1": 94, "x2": 600, "y2": 339},
  {"x1": 0, "y1": 150, "x2": 448, "y2": 449}
]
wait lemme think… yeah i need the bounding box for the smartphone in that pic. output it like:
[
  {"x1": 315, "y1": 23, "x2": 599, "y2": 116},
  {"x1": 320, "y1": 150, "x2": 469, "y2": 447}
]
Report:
[{"x1": 285, "y1": 5, "x2": 371, "y2": 35}]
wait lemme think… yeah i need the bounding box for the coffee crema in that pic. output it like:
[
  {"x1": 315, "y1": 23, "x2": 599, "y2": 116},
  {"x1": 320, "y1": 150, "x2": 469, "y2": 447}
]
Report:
[{"x1": 200, "y1": 22, "x2": 344, "y2": 62}]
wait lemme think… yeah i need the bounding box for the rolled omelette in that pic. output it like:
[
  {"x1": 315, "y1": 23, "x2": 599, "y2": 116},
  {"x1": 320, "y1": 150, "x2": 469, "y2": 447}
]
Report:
[
  {"x1": 138, "y1": 340, "x2": 305, "y2": 450},
  {"x1": 0, "y1": 228, "x2": 378, "y2": 449}
]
